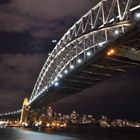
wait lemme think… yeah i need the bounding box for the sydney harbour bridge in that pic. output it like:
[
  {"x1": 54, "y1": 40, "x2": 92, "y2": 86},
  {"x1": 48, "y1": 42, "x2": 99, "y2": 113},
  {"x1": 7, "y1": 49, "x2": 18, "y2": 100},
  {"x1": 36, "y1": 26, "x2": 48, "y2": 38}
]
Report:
[{"x1": 0, "y1": 0, "x2": 140, "y2": 123}]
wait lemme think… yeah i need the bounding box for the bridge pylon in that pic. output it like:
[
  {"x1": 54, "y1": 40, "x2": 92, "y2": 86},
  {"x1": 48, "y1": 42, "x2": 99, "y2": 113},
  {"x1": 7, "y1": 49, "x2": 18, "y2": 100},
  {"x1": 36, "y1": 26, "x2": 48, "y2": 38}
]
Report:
[{"x1": 19, "y1": 98, "x2": 30, "y2": 125}]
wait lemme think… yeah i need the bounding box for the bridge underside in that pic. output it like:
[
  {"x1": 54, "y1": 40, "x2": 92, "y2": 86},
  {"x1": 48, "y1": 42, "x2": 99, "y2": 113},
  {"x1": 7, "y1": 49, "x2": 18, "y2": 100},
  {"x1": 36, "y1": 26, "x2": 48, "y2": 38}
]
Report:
[{"x1": 31, "y1": 24, "x2": 140, "y2": 109}]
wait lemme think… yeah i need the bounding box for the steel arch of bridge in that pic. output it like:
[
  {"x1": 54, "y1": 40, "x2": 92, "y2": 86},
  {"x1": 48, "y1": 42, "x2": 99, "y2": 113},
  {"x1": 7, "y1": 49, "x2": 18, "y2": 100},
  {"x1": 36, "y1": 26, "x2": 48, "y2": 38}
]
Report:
[{"x1": 29, "y1": 0, "x2": 140, "y2": 104}]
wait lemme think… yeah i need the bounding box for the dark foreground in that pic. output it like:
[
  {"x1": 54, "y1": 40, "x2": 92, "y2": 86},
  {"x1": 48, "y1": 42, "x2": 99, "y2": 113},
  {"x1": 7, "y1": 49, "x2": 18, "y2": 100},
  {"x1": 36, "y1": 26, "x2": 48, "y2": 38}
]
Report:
[{"x1": 0, "y1": 127, "x2": 140, "y2": 140}]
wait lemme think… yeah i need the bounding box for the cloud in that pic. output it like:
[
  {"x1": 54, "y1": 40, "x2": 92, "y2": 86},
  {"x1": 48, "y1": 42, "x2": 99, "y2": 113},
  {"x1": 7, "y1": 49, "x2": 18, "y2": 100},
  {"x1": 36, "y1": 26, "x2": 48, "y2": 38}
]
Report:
[
  {"x1": 12, "y1": 0, "x2": 94, "y2": 19},
  {"x1": 0, "y1": 89, "x2": 25, "y2": 112},
  {"x1": 0, "y1": 0, "x2": 99, "y2": 39},
  {"x1": 0, "y1": 10, "x2": 31, "y2": 32},
  {"x1": 0, "y1": 53, "x2": 47, "y2": 112}
]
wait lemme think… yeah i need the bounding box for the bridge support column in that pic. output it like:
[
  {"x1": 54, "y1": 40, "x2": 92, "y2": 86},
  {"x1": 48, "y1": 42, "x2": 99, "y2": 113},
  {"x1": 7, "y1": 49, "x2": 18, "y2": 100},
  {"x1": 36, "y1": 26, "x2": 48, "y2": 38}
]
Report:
[{"x1": 19, "y1": 98, "x2": 30, "y2": 125}]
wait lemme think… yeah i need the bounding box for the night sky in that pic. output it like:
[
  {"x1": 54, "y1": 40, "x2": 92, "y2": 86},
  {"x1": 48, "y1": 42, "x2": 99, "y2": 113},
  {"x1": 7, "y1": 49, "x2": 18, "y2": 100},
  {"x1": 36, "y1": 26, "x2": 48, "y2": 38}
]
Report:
[{"x1": 0, "y1": 0, "x2": 140, "y2": 120}]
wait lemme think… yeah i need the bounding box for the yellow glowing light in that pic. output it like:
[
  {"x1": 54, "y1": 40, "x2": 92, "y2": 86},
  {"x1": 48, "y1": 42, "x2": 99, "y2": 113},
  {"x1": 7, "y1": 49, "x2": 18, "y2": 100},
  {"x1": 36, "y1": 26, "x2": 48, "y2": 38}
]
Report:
[
  {"x1": 107, "y1": 49, "x2": 115, "y2": 56},
  {"x1": 48, "y1": 106, "x2": 51, "y2": 109},
  {"x1": 57, "y1": 123, "x2": 60, "y2": 126},
  {"x1": 110, "y1": 49, "x2": 115, "y2": 54},
  {"x1": 51, "y1": 122, "x2": 56, "y2": 127},
  {"x1": 107, "y1": 52, "x2": 111, "y2": 56},
  {"x1": 60, "y1": 123, "x2": 67, "y2": 128},
  {"x1": 46, "y1": 123, "x2": 50, "y2": 127},
  {"x1": 64, "y1": 123, "x2": 67, "y2": 127},
  {"x1": 38, "y1": 121, "x2": 42, "y2": 125}
]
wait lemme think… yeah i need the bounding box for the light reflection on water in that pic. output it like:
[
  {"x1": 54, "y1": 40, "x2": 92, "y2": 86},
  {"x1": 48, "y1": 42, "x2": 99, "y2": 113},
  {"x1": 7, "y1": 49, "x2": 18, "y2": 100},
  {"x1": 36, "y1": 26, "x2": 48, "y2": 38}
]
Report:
[
  {"x1": 0, "y1": 128, "x2": 79, "y2": 140},
  {"x1": 0, "y1": 127, "x2": 140, "y2": 140}
]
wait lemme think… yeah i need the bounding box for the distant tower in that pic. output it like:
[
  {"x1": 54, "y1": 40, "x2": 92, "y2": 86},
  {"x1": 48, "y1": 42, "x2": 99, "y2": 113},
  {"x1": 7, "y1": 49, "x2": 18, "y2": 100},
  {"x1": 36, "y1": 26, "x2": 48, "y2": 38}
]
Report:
[
  {"x1": 47, "y1": 106, "x2": 53, "y2": 119},
  {"x1": 19, "y1": 98, "x2": 30, "y2": 124}
]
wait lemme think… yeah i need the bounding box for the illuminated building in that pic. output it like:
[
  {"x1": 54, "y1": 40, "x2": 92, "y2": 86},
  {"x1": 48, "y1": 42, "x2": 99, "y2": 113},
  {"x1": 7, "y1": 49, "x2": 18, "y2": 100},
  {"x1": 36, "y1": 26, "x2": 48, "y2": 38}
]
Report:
[{"x1": 47, "y1": 106, "x2": 53, "y2": 119}]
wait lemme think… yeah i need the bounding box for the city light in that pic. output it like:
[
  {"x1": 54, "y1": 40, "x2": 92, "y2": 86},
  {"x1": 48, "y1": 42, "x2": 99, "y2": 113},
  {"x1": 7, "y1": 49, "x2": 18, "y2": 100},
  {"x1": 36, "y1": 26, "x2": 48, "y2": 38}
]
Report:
[
  {"x1": 77, "y1": 59, "x2": 82, "y2": 64},
  {"x1": 51, "y1": 81, "x2": 54, "y2": 85},
  {"x1": 107, "y1": 52, "x2": 111, "y2": 56},
  {"x1": 70, "y1": 65, "x2": 74, "y2": 69},
  {"x1": 98, "y1": 41, "x2": 106, "y2": 47},
  {"x1": 110, "y1": 49, "x2": 115, "y2": 54},
  {"x1": 98, "y1": 42, "x2": 104, "y2": 46},
  {"x1": 135, "y1": 13, "x2": 140, "y2": 20},
  {"x1": 54, "y1": 77, "x2": 58, "y2": 81},
  {"x1": 54, "y1": 82, "x2": 59, "y2": 86},
  {"x1": 59, "y1": 74, "x2": 63, "y2": 78},
  {"x1": 2, "y1": 107, "x2": 140, "y2": 129},
  {"x1": 64, "y1": 69, "x2": 68, "y2": 74},
  {"x1": 46, "y1": 123, "x2": 50, "y2": 127},
  {"x1": 114, "y1": 30, "x2": 119, "y2": 35},
  {"x1": 107, "y1": 49, "x2": 115, "y2": 56},
  {"x1": 44, "y1": 86, "x2": 48, "y2": 90},
  {"x1": 86, "y1": 51, "x2": 92, "y2": 57}
]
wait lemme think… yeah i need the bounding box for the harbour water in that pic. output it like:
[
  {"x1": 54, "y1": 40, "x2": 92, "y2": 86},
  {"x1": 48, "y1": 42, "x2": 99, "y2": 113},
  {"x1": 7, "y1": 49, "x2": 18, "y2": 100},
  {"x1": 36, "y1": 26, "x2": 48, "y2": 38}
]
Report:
[{"x1": 0, "y1": 127, "x2": 140, "y2": 140}]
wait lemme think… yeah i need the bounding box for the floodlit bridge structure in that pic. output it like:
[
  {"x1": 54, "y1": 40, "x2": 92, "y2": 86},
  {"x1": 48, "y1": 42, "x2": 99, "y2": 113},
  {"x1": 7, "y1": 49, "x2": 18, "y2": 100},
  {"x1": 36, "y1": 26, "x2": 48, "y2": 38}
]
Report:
[{"x1": 0, "y1": 0, "x2": 140, "y2": 118}]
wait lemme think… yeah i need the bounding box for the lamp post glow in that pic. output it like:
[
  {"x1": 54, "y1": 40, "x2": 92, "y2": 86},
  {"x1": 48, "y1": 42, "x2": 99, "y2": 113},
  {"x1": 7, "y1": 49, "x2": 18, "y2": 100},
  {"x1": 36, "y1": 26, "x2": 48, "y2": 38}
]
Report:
[
  {"x1": 98, "y1": 42, "x2": 103, "y2": 47},
  {"x1": 86, "y1": 51, "x2": 92, "y2": 56},
  {"x1": 54, "y1": 82, "x2": 59, "y2": 86},
  {"x1": 70, "y1": 65, "x2": 74, "y2": 69},
  {"x1": 114, "y1": 30, "x2": 119, "y2": 35},
  {"x1": 135, "y1": 13, "x2": 140, "y2": 20},
  {"x1": 77, "y1": 59, "x2": 82, "y2": 64},
  {"x1": 107, "y1": 49, "x2": 115, "y2": 56},
  {"x1": 51, "y1": 81, "x2": 54, "y2": 85},
  {"x1": 59, "y1": 74, "x2": 63, "y2": 78},
  {"x1": 64, "y1": 69, "x2": 68, "y2": 74},
  {"x1": 54, "y1": 77, "x2": 58, "y2": 81}
]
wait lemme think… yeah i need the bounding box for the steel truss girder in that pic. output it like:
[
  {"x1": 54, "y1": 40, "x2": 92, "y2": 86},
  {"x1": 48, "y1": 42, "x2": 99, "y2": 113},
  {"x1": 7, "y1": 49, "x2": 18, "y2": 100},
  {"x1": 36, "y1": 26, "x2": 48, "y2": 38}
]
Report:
[{"x1": 30, "y1": 0, "x2": 139, "y2": 102}]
